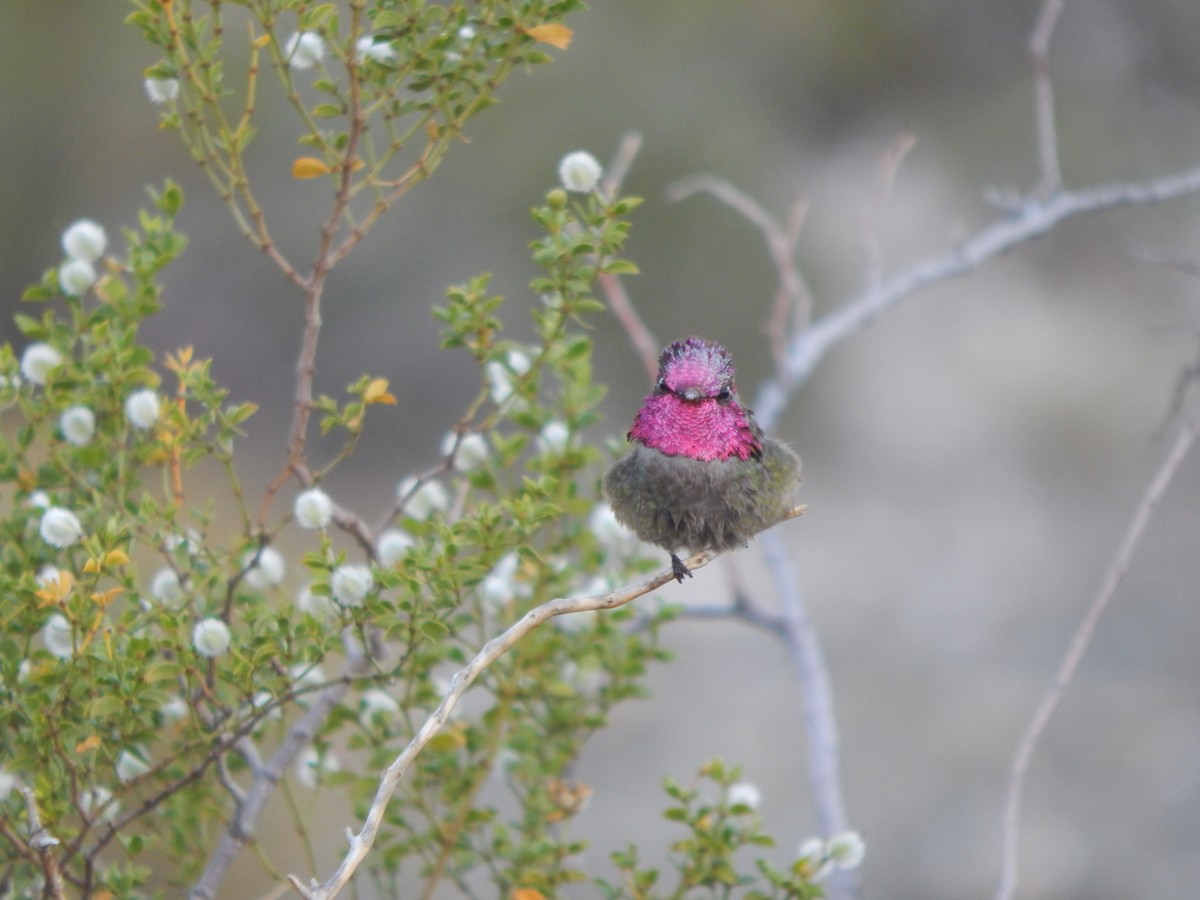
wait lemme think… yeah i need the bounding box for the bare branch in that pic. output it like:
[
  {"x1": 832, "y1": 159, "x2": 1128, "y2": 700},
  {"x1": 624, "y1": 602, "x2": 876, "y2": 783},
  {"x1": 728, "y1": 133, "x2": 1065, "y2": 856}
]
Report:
[
  {"x1": 288, "y1": 506, "x2": 807, "y2": 899},
  {"x1": 995, "y1": 417, "x2": 1200, "y2": 900},
  {"x1": 668, "y1": 175, "x2": 815, "y2": 362},
  {"x1": 20, "y1": 784, "x2": 65, "y2": 900},
  {"x1": 1029, "y1": 0, "x2": 1068, "y2": 196},
  {"x1": 754, "y1": 162, "x2": 1200, "y2": 431},
  {"x1": 189, "y1": 634, "x2": 371, "y2": 900},
  {"x1": 861, "y1": 130, "x2": 917, "y2": 289}
]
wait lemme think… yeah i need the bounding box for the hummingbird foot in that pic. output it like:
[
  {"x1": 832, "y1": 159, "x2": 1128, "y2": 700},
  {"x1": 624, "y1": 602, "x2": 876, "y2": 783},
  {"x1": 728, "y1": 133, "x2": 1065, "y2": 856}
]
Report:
[{"x1": 670, "y1": 553, "x2": 694, "y2": 583}]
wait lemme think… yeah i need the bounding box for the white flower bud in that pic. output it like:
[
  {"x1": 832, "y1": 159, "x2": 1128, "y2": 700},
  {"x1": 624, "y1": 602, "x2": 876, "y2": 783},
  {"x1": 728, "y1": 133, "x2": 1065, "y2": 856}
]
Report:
[
  {"x1": 396, "y1": 477, "x2": 449, "y2": 520},
  {"x1": 295, "y1": 583, "x2": 336, "y2": 621},
  {"x1": 192, "y1": 617, "x2": 231, "y2": 658},
  {"x1": 727, "y1": 781, "x2": 762, "y2": 812},
  {"x1": 355, "y1": 35, "x2": 396, "y2": 64},
  {"x1": 294, "y1": 487, "x2": 333, "y2": 529},
  {"x1": 360, "y1": 688, "x2": 400, "y2": 722},
  {"x1": 284, "y1": 31, "x2": 325, "y2": 69},
  {"x1": 536, "y1": 420, "x2": 571, "y2": 455},
  {"x1": 294, "y1": 746, "x2": 339, "y2": 789},
  {"x1": 60, "y1": 405, "x2": 96, "y2": 447},
  {"x1": 826, "y1": 830, "x2": 866, "y2": 871},
  {"x1": 20, "y1": 343, "x2": 63, "y2": 386},
  {"x1": 61, "y1": 219, "x2": 107, "y2": 262},
  {"x1": 558, "y1": 150, "x2": 603, "y2": 193},
  {"x1": 42, "y1": 614, "x2": 75, "y2": 659},
  {"x1": 58, "y1": 258, "x2": 97, "y2": 296},
  {"x1": 376, "y1": 529, "x2": 414, "y2": 567},
  {"x1": 440, "y1": 431, "x2": 490, "y2": 471},
  {"x1": 40, "y1": 507, "x2": 84, "y2": 548},
  {"x1": 243, "y1": 547, "x2": 285, "y2": 589},
  {"x1": 116, "y1": 748, "x2": 151, "y2": 783},
  {"x1": 144, "y1": 77, "x2": 179, "y2": 104},
  {"x1": 124, "y1": 389, "x2": 161, "y2": 430},
  {"x1": 150, "y1": 567, "x2": 185, "y2": 605},
  {"x1": 331, "y1": 563, "x2": 373, "y2": 607}
]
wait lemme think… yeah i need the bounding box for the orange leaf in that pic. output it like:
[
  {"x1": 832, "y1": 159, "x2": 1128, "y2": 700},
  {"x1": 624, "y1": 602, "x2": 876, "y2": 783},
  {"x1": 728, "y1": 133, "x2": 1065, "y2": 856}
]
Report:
[
  {"x1": 512, "y1": 891, "x2": 546, "y2": 900},
  {"x1": 525, "y1": 23, "x2": 572, "y2": 49},
  {"x1": 292, "y1": 156, "x2": 333, "y2": 179},
  {"x1": 75, "y1": 735, "x2": 102, "y2": 754},
  {"x1": 364, "y1": 378, "x2": 396, "y2": 405},
  {"x1": 91, "y1": 587, "x2": 124, "y2": 609}
]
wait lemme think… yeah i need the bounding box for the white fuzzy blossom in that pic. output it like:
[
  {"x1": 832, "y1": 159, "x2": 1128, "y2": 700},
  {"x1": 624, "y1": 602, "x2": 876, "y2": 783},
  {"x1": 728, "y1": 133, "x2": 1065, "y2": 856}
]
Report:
[
  {"x1": 60, "y1": 405, "x2": 96, "y2": 447},
  {"x1": 797, "y1": 830, "x2": 866, "y2": 882},
  {"x1": 331, "y1": 563, "x2": 373, "y2": 607},
  {"x1": 294, "y1": 746, "x2": 339, "y2": 789},
  {"x1": 360, "y1": 688, "x2": 400, "y2": 722},
  {"x1": 355, "y1": 34, "x2": 396, "y2": 64},
  {"x1": 40, "y1": 507, "x2": 84, "y2": 548},
  {"x1": 484, "y1": 348, "x2": 532, "y2": 405},
  {"x1": 150, "y1": 567, "x2": 185, "y2": 605},
  {"x1": 36, "y1": 565, "x2": 62, "y2": 588},
  {"x1": 727, "y1": 781, "x2": 762, "y2": 812},
  {"x1": 243, "y1": 546, "x2": 285, "y2": 589},
  {"x1": 294, "y1": 487, "x2": 333, "y2": 529},
  {"x1": 558, "y1": 150, "x2": 603, "y2": 193},
  {"x1": 61, "y1": 219, "x2": 107, "y2": 262},
  {"x1": 0, "y1": 768, "x2": 16, "y2": 797},
  {"x1": 20, "y1": 343, "x2": 63, "y2": 386},
  {"x1": 79, "y1": 786, "x2": 118, "y2": 822},
  {"x1": 59, "y1": 258, "x2": 97, "y2": 296},
  {"x1": 536, "y1": 420, "x2": 571, "y2": 455},
  {"x1": 396, "y1": 477, "x2": 449, "y2": 520},
  {"x1": 284, "y1": 31, "x2": 326, "y2": 69},
  {"x1": 376, "y1": 529, "x2": 414, "y2": 567},
  {"x1": 116, "y1": 749, "x2": 151, "y2": 783},
  {"x1": 589, "y1": 502, "x2": 640, "y2": 557},
  {"x1": 295, "y1": 583, "x2": 336, "y2": 622},
  {"x1": 144, "y1": 76, "x2": 179, "y2": 104},
  {"x1": 192, "y1": 617, "x2": 231, "y2": 658},
  {"x1": 124, "y1": 388, "x2": 161, "y2": 430},
  {"x1": 160, "y1": 695, "x2": 189, "y2": 721},
  {"x1": 42, "y1": 614, "x2": 75, "y2": 659},
  {"x1": 480, "y1": 552, "x2": 531, "y2": 609},
  {"x1": 440, "y1": 430, "x2": 490, "y2": 470}
]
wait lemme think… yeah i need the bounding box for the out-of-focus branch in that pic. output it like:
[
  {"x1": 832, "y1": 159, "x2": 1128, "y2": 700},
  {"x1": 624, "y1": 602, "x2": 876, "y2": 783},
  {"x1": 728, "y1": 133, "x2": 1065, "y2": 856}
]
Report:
[
  {"x1": 189, "y1": 634, "x2": 370, "y2": 900},
  {"x1": 861, "y1": 130, "x2": 917, "y2": 289},
  {"x1": 20, "y1": 784, "x2": 65, "y2": 900},
  {"x1": 598, "y1": 133, "x2": 660, "y2": 380},
  {"x1": 754, "y1": 162, "x2": 1200, "y2": 430},
  {"x1": 1029, "y1": 0, "x2": 1068, "y2": 196},
  {"x1": 668, "y1": 176, "x2": 815, "y2": 362},
  {"x1": 995, "y1": 417, "x2": 1200, "y2": 900},
  {"x1": 287, "y1": 506, "x2": 806, "y2": 900}
]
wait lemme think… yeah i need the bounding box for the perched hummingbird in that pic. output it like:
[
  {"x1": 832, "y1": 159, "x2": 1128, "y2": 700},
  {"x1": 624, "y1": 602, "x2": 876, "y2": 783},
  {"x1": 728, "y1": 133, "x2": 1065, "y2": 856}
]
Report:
[{"x1": 604, "y1": 337, "x2": 801, "y2": 582}]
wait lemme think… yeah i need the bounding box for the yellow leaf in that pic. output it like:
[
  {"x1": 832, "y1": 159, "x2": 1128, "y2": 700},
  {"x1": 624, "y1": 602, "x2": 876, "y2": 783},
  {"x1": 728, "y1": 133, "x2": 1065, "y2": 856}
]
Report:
[
  {"x1": 253, "y1": 33, "x2": 271, "y2": 49},
  {"x1": 36, "y1": 570, "x2": 75, "y2": 607},
  {"x1": 513, "y1": 890, "x2": 546, "y2": 900},
  {"x1": 91, "y1": 587, "x2": 124, "y2": 609},
  {"x1": 105, "y1": 550, "x2": 131, "y2": 568},
  {"x1": 363, "y1": 378, "x2": 396, "y2": 405},
  {"x1": 75, "y1": 735, "x2": 102, "y2": 754},
  {"x1": 292, "y1": 156, "x2": 332, "y2": 179},
  {"x1": 83, "y1": 557, "x2": 101, "y2": 575},
  {"x1": 525, "y1": 23, "x2": 572, "y2": 49}
]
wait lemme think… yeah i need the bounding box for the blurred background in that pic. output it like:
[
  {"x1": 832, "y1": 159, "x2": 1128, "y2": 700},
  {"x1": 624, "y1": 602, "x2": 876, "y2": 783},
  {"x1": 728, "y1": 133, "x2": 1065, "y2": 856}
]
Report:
[{"x1": 4, "y1": 2, "x2": 1200, "y2": 897}]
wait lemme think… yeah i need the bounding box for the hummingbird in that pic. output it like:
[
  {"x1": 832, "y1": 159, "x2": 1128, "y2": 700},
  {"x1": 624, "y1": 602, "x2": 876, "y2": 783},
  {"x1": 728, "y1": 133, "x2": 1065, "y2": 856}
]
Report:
[{"x1": 603, "y1": 337, "x2": 801, "y2": 582}]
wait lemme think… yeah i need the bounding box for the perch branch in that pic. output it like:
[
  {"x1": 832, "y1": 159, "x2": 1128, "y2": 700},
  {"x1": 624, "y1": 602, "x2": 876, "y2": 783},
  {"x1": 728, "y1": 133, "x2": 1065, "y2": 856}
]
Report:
[{"x1": 288, "y1": 506, "x2": 807, "y2": 899}]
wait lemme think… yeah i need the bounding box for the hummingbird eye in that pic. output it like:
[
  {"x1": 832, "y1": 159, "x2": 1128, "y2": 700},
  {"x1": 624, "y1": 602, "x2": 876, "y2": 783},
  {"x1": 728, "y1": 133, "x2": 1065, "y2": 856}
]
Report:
[{"x1": 716, "y1": 389, "x2": 731, "y2": 402}]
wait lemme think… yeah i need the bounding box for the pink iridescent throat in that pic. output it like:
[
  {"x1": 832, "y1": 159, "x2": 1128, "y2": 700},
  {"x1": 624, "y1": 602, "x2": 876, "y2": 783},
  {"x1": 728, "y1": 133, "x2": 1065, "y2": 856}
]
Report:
[{"x1": 628, "y1": 392, "x2": 761, "y2": 462}]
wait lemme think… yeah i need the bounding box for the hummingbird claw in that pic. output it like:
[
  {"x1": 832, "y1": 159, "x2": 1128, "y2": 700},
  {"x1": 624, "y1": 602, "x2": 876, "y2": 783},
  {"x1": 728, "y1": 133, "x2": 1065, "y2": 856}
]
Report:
[{"x1": 670, "y1": 553, "x2": 693, "y2": 583}]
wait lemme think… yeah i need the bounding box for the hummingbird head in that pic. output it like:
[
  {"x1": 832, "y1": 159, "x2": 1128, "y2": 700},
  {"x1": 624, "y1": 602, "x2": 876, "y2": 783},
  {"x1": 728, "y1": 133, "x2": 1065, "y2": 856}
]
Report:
[
  {"x1": 627, "y1": 337, "x2": 762, "y2": 462},
  {"x1": 656, "y1": 337, "x2": 737, "y2": 403}
]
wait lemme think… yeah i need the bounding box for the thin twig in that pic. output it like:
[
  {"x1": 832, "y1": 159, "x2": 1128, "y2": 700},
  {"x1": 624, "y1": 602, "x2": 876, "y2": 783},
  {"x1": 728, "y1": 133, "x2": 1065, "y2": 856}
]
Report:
[
  {"x1": 287, "y1": 506, "x2": 807, "y2": 899},
  {"x1": 189, "y1": 634, "x2": 370, "y2": 900},
  {"x1": 20, "y1": 785, "x2": 65, "y2": 900},
  {"x1": 753, "y1": 162, "x2": 1200, "y2": 431},
  {"x1": 861, "y1": 130, "x2": 917, "y2": 290},
  {"x1": 1029, "y1": 0, "x2": 1068, "y2": 196},
  {"x1": 668, "y1": 176, "x2": 815, "y2": 361},
  {"x1": 994, "y1": 417, "x2": 1200, "y2": 900}
]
